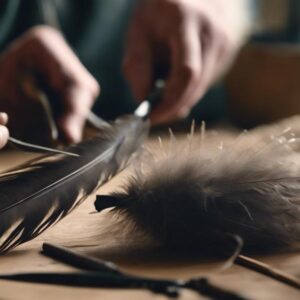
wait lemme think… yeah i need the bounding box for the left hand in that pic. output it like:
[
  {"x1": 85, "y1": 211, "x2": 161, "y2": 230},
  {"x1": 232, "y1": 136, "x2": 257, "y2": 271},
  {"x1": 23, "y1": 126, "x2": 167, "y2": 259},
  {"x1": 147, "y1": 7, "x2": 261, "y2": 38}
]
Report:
[
  {"x1": 123, "y1": 0, "x2": 246, "y2": 124},
  {"x1": 0, "y1": 26, "x2": 100, "y2": 144}
]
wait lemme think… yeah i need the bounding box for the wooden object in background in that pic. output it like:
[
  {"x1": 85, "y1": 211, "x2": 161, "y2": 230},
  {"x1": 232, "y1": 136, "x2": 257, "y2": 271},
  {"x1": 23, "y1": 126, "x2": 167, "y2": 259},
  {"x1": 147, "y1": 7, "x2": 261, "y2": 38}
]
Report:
[{"x1": 226, "y1": 44, "x2": 300, "y2": 127}]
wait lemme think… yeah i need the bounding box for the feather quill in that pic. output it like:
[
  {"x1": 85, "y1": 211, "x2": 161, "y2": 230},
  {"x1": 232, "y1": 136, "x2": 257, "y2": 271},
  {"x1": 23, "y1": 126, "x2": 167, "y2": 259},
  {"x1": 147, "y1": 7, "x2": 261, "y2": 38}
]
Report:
[
  {"x1": 0, "y1": 114, "x2": 149, "y2": 253},
  {"x1": 95, "y1": 125, "x2": 300, "y2": 255}
]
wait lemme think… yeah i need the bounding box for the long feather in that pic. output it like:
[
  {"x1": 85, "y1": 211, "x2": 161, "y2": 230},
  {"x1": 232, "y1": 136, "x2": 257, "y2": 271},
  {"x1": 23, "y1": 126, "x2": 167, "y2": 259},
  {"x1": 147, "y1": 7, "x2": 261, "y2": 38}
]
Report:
[
  {"x1": 95, "y1": 125, "x2": 300, "y2": 255},
  {"x1": 0, "y1": 114, "x2": 149, "y2": 253}
]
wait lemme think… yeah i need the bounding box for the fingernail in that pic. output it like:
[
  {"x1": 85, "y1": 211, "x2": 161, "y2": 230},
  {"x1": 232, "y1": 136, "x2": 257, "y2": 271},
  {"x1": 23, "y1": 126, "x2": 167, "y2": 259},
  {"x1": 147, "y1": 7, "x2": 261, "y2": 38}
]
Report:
[{"x1": 0, "y1": 112, "x2": 8, "y2": 125}]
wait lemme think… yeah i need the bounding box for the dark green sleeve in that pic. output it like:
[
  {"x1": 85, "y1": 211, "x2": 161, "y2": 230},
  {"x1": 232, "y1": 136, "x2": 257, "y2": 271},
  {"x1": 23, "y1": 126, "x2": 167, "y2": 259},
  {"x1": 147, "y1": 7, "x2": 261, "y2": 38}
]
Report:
[{"x1": 0, "y1": 0, "x2": 137, "y2": 120}]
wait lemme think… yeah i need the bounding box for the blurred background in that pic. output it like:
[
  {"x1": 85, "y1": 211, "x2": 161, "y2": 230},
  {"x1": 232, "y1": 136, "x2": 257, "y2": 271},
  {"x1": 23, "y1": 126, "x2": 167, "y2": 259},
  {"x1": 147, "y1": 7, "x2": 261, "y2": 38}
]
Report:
[{"x1": 1, "y1": 0, "x2": 300, "y2": 135}]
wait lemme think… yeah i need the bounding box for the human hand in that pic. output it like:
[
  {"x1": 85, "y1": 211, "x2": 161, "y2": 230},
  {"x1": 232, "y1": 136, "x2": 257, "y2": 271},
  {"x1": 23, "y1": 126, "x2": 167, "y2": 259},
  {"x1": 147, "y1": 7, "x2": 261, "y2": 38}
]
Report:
[
  {"x1": 124, "y1": 0, "x2": 250, "y2": 124},
  {"x1": 0, "y1": 112, "x2": 9, "y2": 149},
  {"x1": 0, "y1": 25, "x2": 99, "y2": 144}
]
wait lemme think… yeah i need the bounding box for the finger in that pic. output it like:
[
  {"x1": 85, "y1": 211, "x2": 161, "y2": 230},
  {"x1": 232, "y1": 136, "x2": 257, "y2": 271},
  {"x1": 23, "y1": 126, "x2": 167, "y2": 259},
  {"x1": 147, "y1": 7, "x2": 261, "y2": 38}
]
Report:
[
  {"x1": 57, "y1": 87, "x2": 94, "y2": 144},
  {"x1": 0, "y1": 125, "x2": 9, "y2": 149},
  {"x1": 23, "y1": 27, "x2": 100, "y2": 96},
  {"x1": 0, "y1": 112, "x2": 8, "y2": 125},
  {"x1": 123, "y1": 25, "x2": 153, "y2": 101},
  {"x1": 151, "y1": 20, "x2": 201, "y2": 124},
  {"x1": 20, "y1": 28, "x2": 100, "y2": 144},
  {"x1": 193, "y1": 24, "x2": 224, "y2": 99}
]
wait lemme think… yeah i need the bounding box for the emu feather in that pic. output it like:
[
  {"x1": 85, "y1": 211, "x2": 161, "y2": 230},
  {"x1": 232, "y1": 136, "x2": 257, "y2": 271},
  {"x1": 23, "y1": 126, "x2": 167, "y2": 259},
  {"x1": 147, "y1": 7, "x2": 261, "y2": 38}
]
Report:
[
  {"x1": 95, "y1": 126, "x2": 300, "y2": 254},
  {"x1": 0, "y1": 115, "x2": 149, "y2": 253}
]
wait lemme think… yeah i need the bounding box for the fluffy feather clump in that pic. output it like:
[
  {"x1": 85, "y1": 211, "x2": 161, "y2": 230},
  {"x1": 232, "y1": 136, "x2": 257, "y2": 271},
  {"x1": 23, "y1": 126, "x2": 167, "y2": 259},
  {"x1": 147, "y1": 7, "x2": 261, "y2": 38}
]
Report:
[{"x1": 96, "y1": 125, "x2": 300, "y2": 255}]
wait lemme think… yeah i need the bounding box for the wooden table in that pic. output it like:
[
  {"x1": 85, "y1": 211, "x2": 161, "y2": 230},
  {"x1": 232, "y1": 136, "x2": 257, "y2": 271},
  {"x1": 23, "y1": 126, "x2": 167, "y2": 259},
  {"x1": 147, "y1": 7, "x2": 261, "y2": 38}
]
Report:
[{"x1": 0, "y1": 125, "x2": 300, "y2": 300}]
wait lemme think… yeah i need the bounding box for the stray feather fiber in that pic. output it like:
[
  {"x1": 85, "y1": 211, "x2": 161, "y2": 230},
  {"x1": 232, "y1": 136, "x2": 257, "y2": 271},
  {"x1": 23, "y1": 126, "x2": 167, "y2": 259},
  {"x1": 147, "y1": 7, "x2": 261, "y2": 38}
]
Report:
[{"x1": 96, "y1": 124, "x2": 300, "y2": 255}]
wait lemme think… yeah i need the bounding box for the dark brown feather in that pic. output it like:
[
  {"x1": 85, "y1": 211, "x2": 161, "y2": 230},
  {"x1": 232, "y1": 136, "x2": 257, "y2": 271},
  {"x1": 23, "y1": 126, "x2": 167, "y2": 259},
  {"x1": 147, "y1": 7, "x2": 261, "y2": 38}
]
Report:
[{"x1": 0, "y1": 114, "x2": 149, "y2": 253}]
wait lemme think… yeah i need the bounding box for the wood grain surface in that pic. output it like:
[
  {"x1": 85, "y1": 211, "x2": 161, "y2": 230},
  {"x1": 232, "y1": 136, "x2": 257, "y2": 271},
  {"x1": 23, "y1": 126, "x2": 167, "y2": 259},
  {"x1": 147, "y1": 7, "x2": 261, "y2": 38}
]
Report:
[{"x1": 0, "y1": 125, "x2": 300, "y2": 300}]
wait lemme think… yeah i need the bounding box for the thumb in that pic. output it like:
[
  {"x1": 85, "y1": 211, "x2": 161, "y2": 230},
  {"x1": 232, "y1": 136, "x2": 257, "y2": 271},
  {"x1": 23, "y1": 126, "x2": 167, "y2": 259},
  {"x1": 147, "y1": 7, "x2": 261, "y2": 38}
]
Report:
[{"x1": 57, "y1": 88, "x2": 94, "y2": 144}]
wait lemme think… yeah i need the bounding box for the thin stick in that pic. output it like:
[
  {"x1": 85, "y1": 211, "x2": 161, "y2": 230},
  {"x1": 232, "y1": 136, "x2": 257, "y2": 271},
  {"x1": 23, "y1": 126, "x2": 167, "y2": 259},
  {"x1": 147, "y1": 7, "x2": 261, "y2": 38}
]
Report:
[
  {"x1": 41, "y1": 243, "x2": 248, "y2": 300},
  {"x1": 235, "y1": 255, "x2": 300, "y2": 290},
  {"x1": 42, "y1": 243, "x2": 120, "y2": 274},
  {"x1": 8, "y1": 137, "x2": 79, "y2": 157},
  {"x1": 0, "y1": 271, "x2": 180, "y2": 297}
]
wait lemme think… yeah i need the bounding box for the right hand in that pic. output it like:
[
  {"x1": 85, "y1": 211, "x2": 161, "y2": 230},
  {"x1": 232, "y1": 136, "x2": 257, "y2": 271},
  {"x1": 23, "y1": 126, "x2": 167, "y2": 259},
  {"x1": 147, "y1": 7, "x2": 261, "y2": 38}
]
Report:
[
  {"x1": 0, "y1": 112, "x2": 9, "y2": 149},
  {"x1": 0, "y1": 25, "x2": 100, "y2": 144},
  {"x1": 123, "y1": 0, "x2": 247, "y2": 125}
]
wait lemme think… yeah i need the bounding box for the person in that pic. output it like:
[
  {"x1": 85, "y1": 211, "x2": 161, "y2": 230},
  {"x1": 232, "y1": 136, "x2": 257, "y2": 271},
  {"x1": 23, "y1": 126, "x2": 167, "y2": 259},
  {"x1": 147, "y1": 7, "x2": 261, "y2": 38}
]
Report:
[{"x1": 0, "y1": 0, "x2": 252, "y2": 149}]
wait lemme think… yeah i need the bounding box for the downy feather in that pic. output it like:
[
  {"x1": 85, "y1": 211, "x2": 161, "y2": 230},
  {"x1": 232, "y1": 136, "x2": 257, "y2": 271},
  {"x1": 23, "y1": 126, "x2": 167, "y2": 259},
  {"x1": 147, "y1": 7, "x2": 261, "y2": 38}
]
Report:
[{"x1": 95, "y1": 125, "x2": 300, "y2": 255}]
